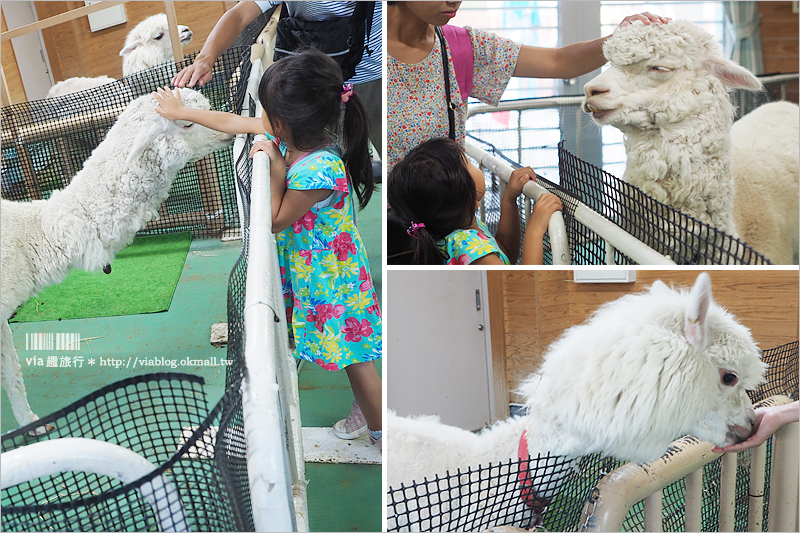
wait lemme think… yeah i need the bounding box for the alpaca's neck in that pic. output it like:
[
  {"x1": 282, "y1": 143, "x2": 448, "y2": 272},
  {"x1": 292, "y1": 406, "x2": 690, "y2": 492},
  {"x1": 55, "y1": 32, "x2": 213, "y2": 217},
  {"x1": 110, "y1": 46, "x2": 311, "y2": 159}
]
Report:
[
  {"x1": 622, "y1": 104, "x2": 737, "y2": 233},
  {"x1": 42, "y1": 152, "x2": 178, "y2": 272}
]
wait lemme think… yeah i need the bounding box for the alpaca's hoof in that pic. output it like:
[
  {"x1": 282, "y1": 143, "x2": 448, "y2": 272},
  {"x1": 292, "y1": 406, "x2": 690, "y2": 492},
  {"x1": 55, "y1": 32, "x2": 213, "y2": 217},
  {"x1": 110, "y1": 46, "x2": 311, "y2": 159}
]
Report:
[
  {"x1": 27, "y1": 423, "x2": 56, "y2": 437},
  {"x1": 103, "y1": 264, "x2": 112, "y2": 274}
]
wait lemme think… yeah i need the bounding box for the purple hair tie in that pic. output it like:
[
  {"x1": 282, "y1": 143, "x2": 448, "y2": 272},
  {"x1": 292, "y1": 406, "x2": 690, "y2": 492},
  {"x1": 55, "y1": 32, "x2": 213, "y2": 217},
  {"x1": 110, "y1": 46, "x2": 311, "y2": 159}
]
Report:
[
  {"x1": 340, "y1": 83, "x2": 355, "y2": 103},
  {"x1": 407, "y1": 221, "x2": 426, "y2": 239}
]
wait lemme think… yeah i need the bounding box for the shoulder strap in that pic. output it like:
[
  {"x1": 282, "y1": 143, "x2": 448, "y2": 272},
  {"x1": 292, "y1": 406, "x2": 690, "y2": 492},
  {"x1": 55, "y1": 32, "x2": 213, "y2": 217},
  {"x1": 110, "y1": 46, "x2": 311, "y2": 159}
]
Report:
[
  {"x1": 435, "y1": 26, "x2": 456, "y2": 140},
  {"x1": 440, "y1": 25, "x2": 473, "y2": 102}
]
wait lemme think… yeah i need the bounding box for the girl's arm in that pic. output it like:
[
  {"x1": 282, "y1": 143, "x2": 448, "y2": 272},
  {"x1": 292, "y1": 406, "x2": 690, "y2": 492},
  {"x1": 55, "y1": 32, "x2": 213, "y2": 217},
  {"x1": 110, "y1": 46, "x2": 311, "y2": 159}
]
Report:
[
  {"x1": 520, "y1": 193, "x2": 563, "y2": 265},
  {"x1": 513, "y1": 12, "x2": 670, "y2": 79},
  {"x1": 494, "y1": 167, "x2": 536, "y2": 264},
  {"x1": 153, "y1": 87, "x2": 263, "y2": 135},
  {"x1": 251, "y1": 140, "x2": 332, "y2": 233}
]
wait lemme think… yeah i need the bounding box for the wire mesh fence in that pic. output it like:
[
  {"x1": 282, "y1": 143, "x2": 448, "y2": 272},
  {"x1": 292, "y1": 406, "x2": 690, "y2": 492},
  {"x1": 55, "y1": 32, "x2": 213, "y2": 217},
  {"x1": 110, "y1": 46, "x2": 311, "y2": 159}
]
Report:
[
  {"x1": 1, "y1": 373, "x2": 248, "y2": 532},
  {"x1": 1, "y1": 46, "x2": 252, "y2": 238},
  {"x1": 470, "y1": 136, "x2": 771, "y2": 265},
  {"x1": 386, "y1": 342, "x2": 798, "y2": 532}
]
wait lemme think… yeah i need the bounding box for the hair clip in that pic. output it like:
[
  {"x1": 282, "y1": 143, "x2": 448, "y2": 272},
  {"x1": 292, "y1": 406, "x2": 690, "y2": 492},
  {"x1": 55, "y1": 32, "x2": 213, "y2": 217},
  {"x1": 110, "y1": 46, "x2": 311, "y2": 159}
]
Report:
[
  {"x1": 340, "y1": 83, "x2": 355, "y2": 103},
  {"x1": 407, "y1": 221, "x2": 425, "y2": 239}
]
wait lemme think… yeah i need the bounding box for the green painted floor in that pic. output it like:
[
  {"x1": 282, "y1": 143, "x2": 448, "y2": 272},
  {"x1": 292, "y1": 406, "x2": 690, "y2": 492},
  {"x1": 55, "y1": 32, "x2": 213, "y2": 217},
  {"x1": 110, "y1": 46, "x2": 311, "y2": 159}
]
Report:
[{"x1": 2, "y1": 186, "x2": 383, "y2": 532}]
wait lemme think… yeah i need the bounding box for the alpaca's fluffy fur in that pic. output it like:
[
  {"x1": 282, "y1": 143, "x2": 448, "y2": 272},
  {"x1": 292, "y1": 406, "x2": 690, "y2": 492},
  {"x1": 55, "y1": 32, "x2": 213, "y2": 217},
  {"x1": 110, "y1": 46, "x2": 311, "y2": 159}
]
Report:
[
  {"x1": 1, "y1": 89, "x2": 232, "y2": 431},
  {"x1": 387, "y1": 273, "x2": 766, "y2": 530},
  {"x1": 46, "y1": 14, "x2": 192, "y2": 98},
  {"x1": 583, "y1": 20, "x2": 799, "y2": 264},
  {"x1": 120, "y1": 14, "x2": 192, "y2": 76}
]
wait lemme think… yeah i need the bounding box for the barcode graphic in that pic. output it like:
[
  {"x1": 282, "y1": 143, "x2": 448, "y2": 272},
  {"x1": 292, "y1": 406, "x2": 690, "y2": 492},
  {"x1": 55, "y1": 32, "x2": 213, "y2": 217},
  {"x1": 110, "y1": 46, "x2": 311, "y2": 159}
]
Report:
[{"x1": 25, "y1": 333, "x2": 81, "y2": 351}]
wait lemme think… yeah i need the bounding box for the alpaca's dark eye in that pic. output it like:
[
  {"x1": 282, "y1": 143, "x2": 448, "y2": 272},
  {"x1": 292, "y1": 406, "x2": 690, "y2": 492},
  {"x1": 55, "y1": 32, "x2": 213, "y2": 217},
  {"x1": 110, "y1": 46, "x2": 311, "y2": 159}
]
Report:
[
  {"x1": 721, "y1": 372, "x2": 738, "y2": 386},
  {"x1": 154, "y1": 33, "x2": 164, "y2": 40}
]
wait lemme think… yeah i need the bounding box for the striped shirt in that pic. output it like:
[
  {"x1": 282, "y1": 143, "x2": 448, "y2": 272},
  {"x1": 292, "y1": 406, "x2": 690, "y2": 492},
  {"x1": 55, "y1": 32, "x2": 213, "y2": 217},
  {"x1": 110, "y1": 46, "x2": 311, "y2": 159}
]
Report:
[{"x1": 255, "y1": 1, "x2": 381, "y2": 85}]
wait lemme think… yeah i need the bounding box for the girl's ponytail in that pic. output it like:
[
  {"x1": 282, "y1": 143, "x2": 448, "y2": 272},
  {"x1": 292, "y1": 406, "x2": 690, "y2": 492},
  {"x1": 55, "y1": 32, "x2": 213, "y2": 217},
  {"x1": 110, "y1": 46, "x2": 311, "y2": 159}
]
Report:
[{"x1": 341, "y1": 90, "x2": 374, "y2": 210}]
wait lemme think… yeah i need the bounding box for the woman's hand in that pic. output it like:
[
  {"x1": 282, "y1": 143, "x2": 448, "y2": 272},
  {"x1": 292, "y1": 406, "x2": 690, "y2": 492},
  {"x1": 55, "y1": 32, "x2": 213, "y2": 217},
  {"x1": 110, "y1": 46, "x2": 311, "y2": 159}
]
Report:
[
  {"x1": 505, "y1": 167, "x2": 537, "y2": 200},
  {"x1": 618, "y1": 12, "x2": 671, "y2": 28},
  {"x1": 153, "y1": 87, "x2": 187, "y2": 121},
  {"x1": 172, "y1": 58, "x2": 214, "y2": 88}
]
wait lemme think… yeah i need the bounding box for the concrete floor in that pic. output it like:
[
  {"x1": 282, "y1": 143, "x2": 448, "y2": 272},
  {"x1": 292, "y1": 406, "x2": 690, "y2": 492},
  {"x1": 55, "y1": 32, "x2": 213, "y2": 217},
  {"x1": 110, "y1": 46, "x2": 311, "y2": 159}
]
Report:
[{"x1": 2, "y1": 187, "x2": 383, "y2": 532}]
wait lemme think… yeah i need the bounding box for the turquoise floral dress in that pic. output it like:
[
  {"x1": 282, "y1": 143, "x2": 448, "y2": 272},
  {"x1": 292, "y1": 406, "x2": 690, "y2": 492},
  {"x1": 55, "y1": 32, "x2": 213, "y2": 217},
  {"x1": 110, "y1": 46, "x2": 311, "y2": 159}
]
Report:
[
  {"x1": 276, "y1": 146, "x2": 382, "y2": 370},
  {"x1": 438, "y1": 219, "x2": 511, "y2": 265}
]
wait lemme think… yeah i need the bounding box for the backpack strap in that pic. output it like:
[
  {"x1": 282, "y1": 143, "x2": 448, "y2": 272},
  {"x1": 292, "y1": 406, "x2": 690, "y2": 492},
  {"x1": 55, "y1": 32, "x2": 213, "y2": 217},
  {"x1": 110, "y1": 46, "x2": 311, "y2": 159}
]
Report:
[{"x1": 440, "y1": 25, "x2": 474, "y2": 102}]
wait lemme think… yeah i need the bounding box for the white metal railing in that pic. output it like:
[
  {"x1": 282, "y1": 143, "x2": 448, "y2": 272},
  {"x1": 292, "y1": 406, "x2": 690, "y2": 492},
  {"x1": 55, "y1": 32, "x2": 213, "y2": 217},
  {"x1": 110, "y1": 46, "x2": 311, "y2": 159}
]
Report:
[
  {"x1": 1, "y1": 438, "x2": 188, "y2": 532},
  {"x1": 466, "y1": 140, "x2": 675, "y2": 266},
  {"x1": 232, "y1": 39, "x2": 308, "y2": 532},
  {"x1": 582, "y1": 395, "x2": 798, "y2": 531}
]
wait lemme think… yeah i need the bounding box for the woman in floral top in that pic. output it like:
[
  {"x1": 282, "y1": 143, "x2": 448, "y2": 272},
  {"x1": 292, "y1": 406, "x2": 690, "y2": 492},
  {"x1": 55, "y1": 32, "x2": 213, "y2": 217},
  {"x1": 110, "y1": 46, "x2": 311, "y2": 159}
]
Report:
[
  {"x1": 154, "y1": 49, "x2": 383, "y2": 446},
  {"x1": 386, "y1": 2, "x2": 670, "y2": 171},
  {"x1": 388, "y1": 138, "x2": 562, "y2": 265}
]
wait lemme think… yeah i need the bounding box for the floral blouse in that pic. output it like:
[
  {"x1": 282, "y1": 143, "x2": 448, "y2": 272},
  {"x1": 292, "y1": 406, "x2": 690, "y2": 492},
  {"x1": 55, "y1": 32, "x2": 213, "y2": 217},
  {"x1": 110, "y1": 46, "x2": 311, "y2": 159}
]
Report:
[
  {"x1": 387, "y1": 26, "x2": 521, "y2": 172},
  {"x1": 276, "y1": 146, "x2": 382, "y2": 370},
  {"x1": 438, "y1": 219, "x2": 511, "y2": 265}
]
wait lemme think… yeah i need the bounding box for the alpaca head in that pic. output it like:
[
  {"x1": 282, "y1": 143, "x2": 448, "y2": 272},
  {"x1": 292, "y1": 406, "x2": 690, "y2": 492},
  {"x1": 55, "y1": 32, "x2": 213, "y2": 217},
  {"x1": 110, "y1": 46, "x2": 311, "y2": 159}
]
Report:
[
  {"x1": 120, "y1": 13, "x2": 193, "y2": 76},
  {"x1": 522, "y1": 272, "x2": 767, "y2": 464},
  {"x1": 124, "y1": 88, "x2": 233, "y2": 168},
  {"x1": 582, "y1": 20, "x2": 761, "y2": 132}
]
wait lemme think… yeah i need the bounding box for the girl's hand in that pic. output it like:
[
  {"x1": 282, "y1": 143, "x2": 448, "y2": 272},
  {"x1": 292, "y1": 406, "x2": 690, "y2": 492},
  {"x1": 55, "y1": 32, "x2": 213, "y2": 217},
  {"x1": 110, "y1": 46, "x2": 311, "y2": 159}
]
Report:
[
  {"x1": 250, "y1": 139, "x2": 286, "y2": 166},
  {"x1": 618, "y1": 12, "x2": 671, "y2": 27},
  {"x1": 153, "y1": 87, "x2": 187, "y2": 120},
  {"x1": 527, "y1": 193, "x2": 563, "y2": 236},
  {"x1": 505, "y1": 167, "x2": 537, "y2": 200}
]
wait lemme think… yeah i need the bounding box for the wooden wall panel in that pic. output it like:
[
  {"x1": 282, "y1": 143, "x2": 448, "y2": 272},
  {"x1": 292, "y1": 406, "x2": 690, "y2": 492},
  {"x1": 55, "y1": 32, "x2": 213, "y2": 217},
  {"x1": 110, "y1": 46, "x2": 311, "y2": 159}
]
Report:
[
  {"x1": 33, "y1": 1, "x2": 230, "y2": 85},
  {"x1": 759, "y1": 1, "x2": 799, "y2": 75},
  {"x1": 496, "y1": 270, "x2": 799, "y2": 404},
  {"x1": 1, "y1": 10, "x2": 27, "y2": 104}
]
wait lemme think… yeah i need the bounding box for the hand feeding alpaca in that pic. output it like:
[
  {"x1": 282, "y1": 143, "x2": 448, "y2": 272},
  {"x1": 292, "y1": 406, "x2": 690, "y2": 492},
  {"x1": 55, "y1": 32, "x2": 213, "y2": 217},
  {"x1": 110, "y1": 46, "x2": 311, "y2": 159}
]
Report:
[
  {"x1": 1, "y1": 89, "x2": 232, "y2": 433},
  {"x1": 582, "y1": 20, "x2": 799, "y2": 264},
  {"x1": 387, "y1": 273, "x2": 766, "y2": 530},
  {"x1": 46, "y1": 14, "x2": 193, "y2": 98}
]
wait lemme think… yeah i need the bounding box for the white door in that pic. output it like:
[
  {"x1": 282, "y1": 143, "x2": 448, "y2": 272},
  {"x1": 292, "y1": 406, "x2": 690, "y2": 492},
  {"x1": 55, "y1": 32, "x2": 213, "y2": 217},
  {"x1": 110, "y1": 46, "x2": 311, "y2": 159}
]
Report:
[
  {"x1": 387, "y1": 270, "x2": 495, "y2": 431},
  {"x1": 2, "y1": 2, "x2": 53, "y2": 101}
]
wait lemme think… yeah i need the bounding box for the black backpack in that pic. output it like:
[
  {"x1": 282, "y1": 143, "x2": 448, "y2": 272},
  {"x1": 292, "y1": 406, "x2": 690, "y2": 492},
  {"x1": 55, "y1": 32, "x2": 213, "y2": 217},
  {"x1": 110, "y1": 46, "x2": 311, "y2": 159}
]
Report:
[{"x1": 273, "y1": 2, "x2": 375, "y2": 81}]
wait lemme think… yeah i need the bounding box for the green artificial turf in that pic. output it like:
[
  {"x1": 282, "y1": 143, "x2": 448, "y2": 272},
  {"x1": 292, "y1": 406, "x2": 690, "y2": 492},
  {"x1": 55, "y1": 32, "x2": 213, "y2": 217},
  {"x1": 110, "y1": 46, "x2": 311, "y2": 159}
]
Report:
[{"x1": 11, "y1": 232, "x2": 192, "y2": 323}]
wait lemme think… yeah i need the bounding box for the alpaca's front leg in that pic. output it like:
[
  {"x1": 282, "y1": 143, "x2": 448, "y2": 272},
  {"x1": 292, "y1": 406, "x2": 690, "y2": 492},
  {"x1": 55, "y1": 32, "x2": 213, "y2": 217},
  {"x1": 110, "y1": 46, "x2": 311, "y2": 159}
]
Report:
[{"x1": 2, "y1": 320, "x2": 53, "y2": 435}]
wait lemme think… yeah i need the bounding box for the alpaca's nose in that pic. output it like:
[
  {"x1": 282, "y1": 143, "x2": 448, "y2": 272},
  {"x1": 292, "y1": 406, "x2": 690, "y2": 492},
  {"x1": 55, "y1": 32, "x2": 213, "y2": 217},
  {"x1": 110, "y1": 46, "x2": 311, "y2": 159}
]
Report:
[
  {"x1": 729, "y1": 412, "x2": 758, "y2": 443},
  {"x1": 585, "y1": 84, "x2": 610, "y2": 98}
]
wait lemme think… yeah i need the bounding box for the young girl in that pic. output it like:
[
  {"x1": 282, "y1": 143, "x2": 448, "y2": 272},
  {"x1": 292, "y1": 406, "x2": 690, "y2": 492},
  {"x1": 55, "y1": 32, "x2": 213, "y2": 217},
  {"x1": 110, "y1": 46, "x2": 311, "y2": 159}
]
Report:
[
  {"x1": 153, "y1": 49, "x2": 382, "y2": 446},
  {"x1": 387, "y1": 137, "x2": 563, "y2": 265}
]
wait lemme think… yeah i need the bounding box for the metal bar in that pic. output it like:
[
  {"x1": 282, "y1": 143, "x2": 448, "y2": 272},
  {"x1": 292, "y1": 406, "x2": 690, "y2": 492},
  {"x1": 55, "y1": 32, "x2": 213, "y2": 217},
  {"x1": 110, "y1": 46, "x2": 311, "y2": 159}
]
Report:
[
  {"x1": 1, "y1": 438, "x2": 188, "y2": 531},
  {"x1": 747, "y1": 438, "x2": 768, "y2": 531},
  {"x1": 466, "y1": 141, "x2": 572, "y2": 265},
  {"x1": 466, "y1": 141, "x2": 676, "y2": 265},
  {"x1": 684, "y1": 468, "x2": 703, "y2": 531},
  {"x1": 0, "y1": 2, "x2": 126, "y2": 42},
  {"x1": 467, "y1": 96, "x2": 585, "y2": 117},
  {"x1": 243, "y1": 129, "x2": 296, "y2": 532},
  {"x1": 644, "y1": 490, "x2": 663, "y2": 532},
  {"x1": 719, "y1": 452, "x2": 737, "y2": 531},
  {"x1": 768, "y1": 421, "x2": 799, "y2": 532}
]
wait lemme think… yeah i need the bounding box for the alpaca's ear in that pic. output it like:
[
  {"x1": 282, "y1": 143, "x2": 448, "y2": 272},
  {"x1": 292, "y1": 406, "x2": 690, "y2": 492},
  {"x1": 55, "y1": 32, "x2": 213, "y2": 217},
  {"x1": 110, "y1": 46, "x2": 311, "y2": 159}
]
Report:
[
  {"x1": 128, "y1": 120, "x2": 167, "y2": 163},
  {"x1": 703, "y1": 56, "x2": 762, "y2": 91},
  {"x1": 684, "y1": 272, "x2": 712, "y2": 350},
  {"x1": 650, "y1": 280, "x2": 669, "y2": 292},
  {"x1": 119, "y1": 40, "x2": 142, "y2": 57}
]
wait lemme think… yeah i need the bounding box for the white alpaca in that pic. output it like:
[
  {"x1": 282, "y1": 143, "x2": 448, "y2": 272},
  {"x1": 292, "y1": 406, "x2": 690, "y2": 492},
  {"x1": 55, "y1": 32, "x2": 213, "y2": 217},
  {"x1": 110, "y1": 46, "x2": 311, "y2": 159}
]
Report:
[
  {"x1": 46, "y1": 14, "x2": 192, "y2": 98},
  {"x1": 1, "y1": 89, "x2": 233, "y2": 432},
  {"x1": 582, "y1": 20, "x2": 799, "y2": 264},
  {"x1": 387, "y1": 273, "x2": 767, "y2": 530}
]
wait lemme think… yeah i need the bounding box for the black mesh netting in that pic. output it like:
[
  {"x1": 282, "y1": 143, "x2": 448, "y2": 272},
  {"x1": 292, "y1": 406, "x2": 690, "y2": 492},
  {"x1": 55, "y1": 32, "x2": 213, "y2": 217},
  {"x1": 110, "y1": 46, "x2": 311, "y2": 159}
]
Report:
[
  {"x1": 387, "y1": 342, "x2": 798, "y2": 532},
  {"x1": 1, "y1": 45, "x2": 253, "y2": 238},
  {"x1": 470, "y1": 136, "x2": 771, "y2": 265},
  {"x1": 0, "y1": 373, "x2": 248, "y2": 532}
]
